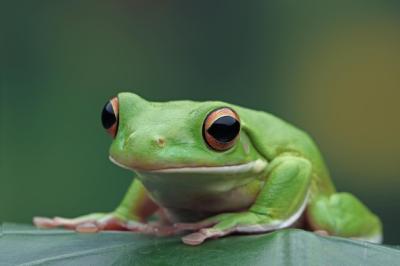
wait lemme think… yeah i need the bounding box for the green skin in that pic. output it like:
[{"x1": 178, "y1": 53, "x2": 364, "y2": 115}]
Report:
[{"x1": 34, "y1": 93, "x2": 382, "y2": 245}]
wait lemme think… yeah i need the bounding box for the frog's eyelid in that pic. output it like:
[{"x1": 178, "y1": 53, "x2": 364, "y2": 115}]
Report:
[{"x1": 204, "y1": 107, "x2": 240, "y2": 127}]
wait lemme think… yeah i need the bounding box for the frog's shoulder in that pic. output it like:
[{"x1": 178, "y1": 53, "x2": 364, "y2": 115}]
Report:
[
  {"x1": 230, "y1": 104, "x2": 311, "y2": 153},
  {"x1": 231, "y1": 104, "x2": 330, "y2": 177}
]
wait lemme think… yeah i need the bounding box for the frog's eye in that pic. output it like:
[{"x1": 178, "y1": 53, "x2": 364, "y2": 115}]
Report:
[
  {"x1": 101, "y1": 97, "x2": 119, "y2": 138},
  {"x1": 203, "y1": 107, "x2": 240, "y2": 151}
]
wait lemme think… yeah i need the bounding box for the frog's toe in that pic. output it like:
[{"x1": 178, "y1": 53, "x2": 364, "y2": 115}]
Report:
[
  {"x1": 33, "y1": 217, "x2": 58, "y2": 228},
  {"x1": 313, "y1": 230, "x2": 330, "y2": 237},
  {"x1": 76, "y1": 217, "x2": 127, "y2": 232},
  {"x1": 76, "y1": 222, "x2": 100, "y2": 233},
  {"x1": 33, "y1": 216, "x2": 91, "y2": 230},
  {"x1": 182, "y1": 228, "x2": 234, "y2": 246},
  {"x1": 53, "y1": 217, "x2": 89, "y2": 228},
  {"x1": 182, "y1": 231, "x2": 209, "y2": 245},
  {"x1": 34, "y1": 213, "x2": 125, "y2": 231}
]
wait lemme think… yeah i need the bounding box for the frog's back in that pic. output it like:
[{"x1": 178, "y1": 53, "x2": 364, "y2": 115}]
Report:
[{"x1": 234, "y1": 105, "x2": 336, "y2": 196}]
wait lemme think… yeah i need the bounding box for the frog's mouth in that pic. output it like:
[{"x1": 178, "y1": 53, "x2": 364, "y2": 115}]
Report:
[{"x1": 109, "y1": 156, "x2": 268, "y2": 175}]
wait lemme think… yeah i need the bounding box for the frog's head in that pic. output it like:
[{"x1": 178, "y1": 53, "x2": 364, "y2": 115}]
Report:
[{"x1": 101, "y1": 92, "x2": 267, "y2": 178}]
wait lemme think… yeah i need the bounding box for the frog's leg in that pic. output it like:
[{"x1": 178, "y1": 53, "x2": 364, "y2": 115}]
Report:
[
  {"x1": 178, "y1": 154, "x2": 312, "y2": 245},
  {"x1": 34, "y1": 179, "x2": 167, "y2": 234},
  {"x1": 307, "y1": 193, "x2": 383, "y2": 243}
]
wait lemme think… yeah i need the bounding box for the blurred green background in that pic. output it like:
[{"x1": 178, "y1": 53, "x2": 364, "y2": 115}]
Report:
[{"x1": 1, "y1": 1, "x2": 399, "y2": 244}]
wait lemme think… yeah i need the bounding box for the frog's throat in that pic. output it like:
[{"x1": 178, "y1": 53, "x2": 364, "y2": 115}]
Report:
[{"x1": 109, "y1": 156, "x2": 268, "y2": 175}]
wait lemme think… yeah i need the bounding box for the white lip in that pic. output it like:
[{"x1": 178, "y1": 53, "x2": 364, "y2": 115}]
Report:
[
  {"x1": 109, "y1": 156, "x2": 133, "y2": 171},
  {"x1": 147, "y1": 159, "x2": 267, "y2": 174},
  {"x1": 109, "y1": 156, "x2": 268, "y2": 175}
]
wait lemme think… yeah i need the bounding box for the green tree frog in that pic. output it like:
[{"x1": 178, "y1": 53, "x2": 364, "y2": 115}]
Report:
[{"x1": 34, "y1": 93, "x2": 382, "y2": 245}]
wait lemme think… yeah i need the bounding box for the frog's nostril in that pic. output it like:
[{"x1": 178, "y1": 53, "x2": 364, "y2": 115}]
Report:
[{"x1": 155, "y1": 137, "x2": 166, "y2": 148}]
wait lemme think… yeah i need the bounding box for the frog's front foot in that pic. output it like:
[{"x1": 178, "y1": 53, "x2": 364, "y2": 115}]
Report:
[
  {"x1": 175, "y1": 211, "x2": 271, "y2": 246},
  {"x1": 34, "y1": 213, "x2": 132, "y2": 232},
  {"x1": 33, "y1": 213, "x2": 179, "y2": 236}
]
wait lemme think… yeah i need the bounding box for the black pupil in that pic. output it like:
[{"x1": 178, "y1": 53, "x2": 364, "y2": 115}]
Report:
[
  {"x1": 101, "y1": 101, "x2": 116, "y2": 129},
  {"x1": 207, "y1": 116, "x2": 240, "y2": 143}
]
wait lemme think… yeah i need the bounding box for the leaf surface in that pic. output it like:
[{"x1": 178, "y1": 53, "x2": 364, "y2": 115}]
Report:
[{"x1": 0, "y1": 223, "x2": 399, "y2": 265}]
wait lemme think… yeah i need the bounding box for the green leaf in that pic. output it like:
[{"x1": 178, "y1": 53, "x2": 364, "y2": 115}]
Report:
[{"x1": 0, "y1": 223, "x2": 399, "y2": 265}]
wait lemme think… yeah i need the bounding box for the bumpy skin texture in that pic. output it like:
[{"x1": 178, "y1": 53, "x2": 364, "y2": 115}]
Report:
[{"x1": 34, "y1": 93, "x2": 382, "y2": 245}]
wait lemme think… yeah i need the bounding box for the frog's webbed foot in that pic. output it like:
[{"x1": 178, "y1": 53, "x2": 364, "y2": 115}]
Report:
[
  {"x1": 34, "y1": 213, "x2": 130, "y2": 232},
  {"x1": 174, "y1": 212, "x2": 273, "y2": 246},
  {"x1": 178, "y1": 217, "x2": 326, "y2": 245},
  {"x1": 34, "y1": 214, "x2": 180, "y2": 236}
]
